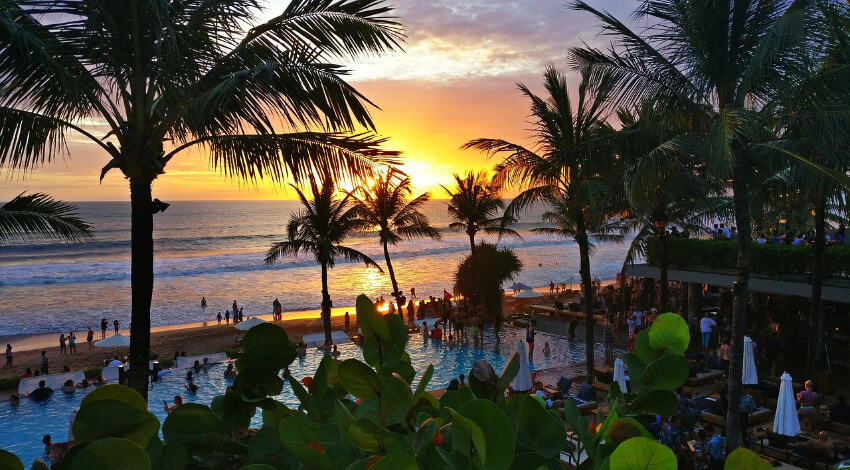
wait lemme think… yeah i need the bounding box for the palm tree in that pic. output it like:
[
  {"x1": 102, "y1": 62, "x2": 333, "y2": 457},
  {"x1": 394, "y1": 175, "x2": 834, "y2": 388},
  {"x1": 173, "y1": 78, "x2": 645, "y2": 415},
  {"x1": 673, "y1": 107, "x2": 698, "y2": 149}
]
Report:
[
  {"x1": 616, "y1": 103, "x2": 727, "y2": 312},
  {"x1": 464, "y1": 67, "x2": 625, "y2": 382},
  {"x1": 569, "y1": 0, "x2": 824, "y2": 448},
  {"x1": 442, "y1": 170, "x2": 517, "y2": 255},
  {"x1": 349, "y1": 168, "x2": 441, "y2": 308},
  {"x1": 0, "y1": 0, "x2": 402, "y2": 399},
  {"x1": 266, "y1": 177, "x2": 382, "y2": 346},
  {"x1": 0, "y1": 192, "x2": 91, "y2": 243}
]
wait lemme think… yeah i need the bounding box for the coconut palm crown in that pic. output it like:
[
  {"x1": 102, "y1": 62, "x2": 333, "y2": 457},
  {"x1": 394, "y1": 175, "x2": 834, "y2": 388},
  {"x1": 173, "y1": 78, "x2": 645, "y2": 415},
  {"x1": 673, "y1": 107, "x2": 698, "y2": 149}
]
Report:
[
  {"x1": 349, "y1": 167, "x2": 441, "y2": 306},
  {"x1": 0, "y1": 0, "x2": 402, "y2": 399},
  {"x1": 442, "y1": 170, "x2": 518, "y2": 255}
]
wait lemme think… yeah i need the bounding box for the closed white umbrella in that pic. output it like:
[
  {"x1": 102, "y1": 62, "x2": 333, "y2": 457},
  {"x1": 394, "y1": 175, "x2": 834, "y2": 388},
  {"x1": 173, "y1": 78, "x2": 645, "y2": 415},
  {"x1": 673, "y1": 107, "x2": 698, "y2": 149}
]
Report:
[
  {"x1": 613, "y1": 357, "x2": 628, "y2": 393},
  {"x1": 773, "y1": 372, "x2": 801, "y2": 437},
  {"x1": 742, "y1": 336, "x2": 758, "y2": 385},
  {"x1": 514, "y1": 289, "x2": 544, "y2": 299},
  {"x1": 234, "y1": 317, "x2": 268, "y2": 331},
  {"x1": 513, "y1": 341, "x2": 533, "y2": 392}
]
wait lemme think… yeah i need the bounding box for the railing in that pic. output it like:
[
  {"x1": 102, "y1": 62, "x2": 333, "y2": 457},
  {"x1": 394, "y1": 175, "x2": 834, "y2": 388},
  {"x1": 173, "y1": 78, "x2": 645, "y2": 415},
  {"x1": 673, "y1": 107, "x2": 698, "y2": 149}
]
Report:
[{"x1": 645, "y1": 237, "x2": 850, "y2": 280}]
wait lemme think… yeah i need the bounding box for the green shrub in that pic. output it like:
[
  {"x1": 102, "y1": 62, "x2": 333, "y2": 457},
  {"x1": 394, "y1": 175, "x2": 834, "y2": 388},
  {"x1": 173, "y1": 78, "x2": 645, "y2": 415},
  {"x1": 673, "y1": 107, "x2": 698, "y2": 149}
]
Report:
[{"x1": 0, "y1": 376, "x2": 20, "y2": 391}]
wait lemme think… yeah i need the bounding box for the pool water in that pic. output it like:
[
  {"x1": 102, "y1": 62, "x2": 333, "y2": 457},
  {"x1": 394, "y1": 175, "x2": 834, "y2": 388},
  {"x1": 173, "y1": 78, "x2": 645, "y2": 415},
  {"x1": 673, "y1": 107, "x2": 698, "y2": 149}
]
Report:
[{"x1": 0, "y1": 327, "x2": 600, "y2": 465}]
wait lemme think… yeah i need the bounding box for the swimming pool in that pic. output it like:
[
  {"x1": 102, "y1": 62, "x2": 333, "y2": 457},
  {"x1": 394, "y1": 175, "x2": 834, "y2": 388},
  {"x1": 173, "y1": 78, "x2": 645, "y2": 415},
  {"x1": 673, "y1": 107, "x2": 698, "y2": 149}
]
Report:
[{"x1": 0, "y1": 327, "x2": 599, "y2": 465}]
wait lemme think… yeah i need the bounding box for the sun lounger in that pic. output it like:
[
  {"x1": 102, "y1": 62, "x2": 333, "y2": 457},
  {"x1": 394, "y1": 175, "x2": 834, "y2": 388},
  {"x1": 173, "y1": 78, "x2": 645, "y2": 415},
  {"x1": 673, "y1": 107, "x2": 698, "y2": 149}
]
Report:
[
  {"x1": 18, "y1": 370, "x2": 85, "y2": 396},
  {"x1": 699, "y1": 407, "x2": 772, "y2": 426},
  {"x1": 556, "y1": 376, "x2": 598, "y2": 413},
  {"x1": 175, "y1": 352, "x2": 229, "y2": 369},
  {"x1": 687, "y1": 369, "x2": 724, "y2": 386}
]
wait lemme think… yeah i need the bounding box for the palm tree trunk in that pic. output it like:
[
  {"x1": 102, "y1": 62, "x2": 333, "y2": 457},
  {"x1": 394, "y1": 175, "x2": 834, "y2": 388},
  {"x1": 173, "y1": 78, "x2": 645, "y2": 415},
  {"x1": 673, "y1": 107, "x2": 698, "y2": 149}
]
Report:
[
  {"x1": 576, "y1": 213, "x2": 595, "y2": 383},
  {"x1": 468, "y1": 231, "x2": 476, "y2": 255},
  {"x1": 725, "y1": 156, "x2": 752, "y2": 451},
  {"x1": 658, "y1": 229, "x2": 669, "y2": 312},
  {"x1": 128, "y1": 177, "x2": 153, "y2": 400},
  {"x1": 383, "y1": 241, "x2": 401, "y2": 314},
  {"x1": 321, "y1": 261, "x2": 332, "y2": 346},
  {"x1": 806, "y1": 190, "x2": 826, "y2": 376}
]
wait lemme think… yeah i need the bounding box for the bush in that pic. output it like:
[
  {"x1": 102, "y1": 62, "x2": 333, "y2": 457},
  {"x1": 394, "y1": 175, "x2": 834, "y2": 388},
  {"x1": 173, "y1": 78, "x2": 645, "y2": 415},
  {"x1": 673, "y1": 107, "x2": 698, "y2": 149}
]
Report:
[{"x1": 0, "y1": 376, "x2": 20, "y2": 391}]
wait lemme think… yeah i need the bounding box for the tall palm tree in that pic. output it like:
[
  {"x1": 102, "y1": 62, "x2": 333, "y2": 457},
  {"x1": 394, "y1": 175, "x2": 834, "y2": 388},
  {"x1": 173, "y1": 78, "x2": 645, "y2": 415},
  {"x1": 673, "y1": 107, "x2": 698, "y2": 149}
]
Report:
[
  {"x1": 349, "y1": 168, "x2": 441, "y2": 308},
  {"x1": 266, "y1": 177, "x2": 382, "y2": 346},
  {"x1": 464, "y1": 66, "x2": 625, "y2": 382},
  {"x1": 0, "y1": 192, "x2": 91, "y2": 243},
  {"x1": 616, "y1": 103, "x2": 727, "y2": 312},
  {"x1": 0, "y1": 0, "x2": 402, "y2": 399},
  {"x1": 570, "y1": 0, "x2": 823, "y2": 448},
  {"x1": 442, "y1": 170, "x2": 517, "y2": 256}
]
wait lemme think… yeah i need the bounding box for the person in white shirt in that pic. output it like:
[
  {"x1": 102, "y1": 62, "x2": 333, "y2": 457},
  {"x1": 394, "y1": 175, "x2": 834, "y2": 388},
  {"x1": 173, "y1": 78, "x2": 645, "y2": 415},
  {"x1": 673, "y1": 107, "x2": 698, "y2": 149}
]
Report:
[{"x1": 699, "y1": 313, "x2": 717, "y2": 349}]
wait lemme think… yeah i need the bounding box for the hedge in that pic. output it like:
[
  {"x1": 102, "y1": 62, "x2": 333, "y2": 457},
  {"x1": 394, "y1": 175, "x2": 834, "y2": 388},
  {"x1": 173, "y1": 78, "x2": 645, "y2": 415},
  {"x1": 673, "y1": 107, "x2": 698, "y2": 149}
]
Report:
[{"x1": 646, "y1": 237, "x2": 850, "y2": 279}]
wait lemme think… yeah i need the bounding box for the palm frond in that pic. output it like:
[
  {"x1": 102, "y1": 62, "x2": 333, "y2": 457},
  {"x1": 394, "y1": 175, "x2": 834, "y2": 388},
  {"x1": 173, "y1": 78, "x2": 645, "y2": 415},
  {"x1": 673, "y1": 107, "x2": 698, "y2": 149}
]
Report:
[{"x1": 0, "y1": 192, "x2": 92, "y2": 243}]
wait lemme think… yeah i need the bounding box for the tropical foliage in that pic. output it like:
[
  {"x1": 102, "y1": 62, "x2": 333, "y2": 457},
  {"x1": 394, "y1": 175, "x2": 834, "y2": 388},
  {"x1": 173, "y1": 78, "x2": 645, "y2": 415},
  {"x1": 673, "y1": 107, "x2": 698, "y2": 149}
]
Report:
[
  {"x1": 453, "y1": 242, "x2": 522, "y2": 323},
  {"x1": 2, "y1": 301, "x2": 772, "y2": 470},
  {"x1": 349, "y1": 167, "x2": 441, "y2": 306},
  {"x1": 0, "y1": 0, "x2": 403, "y2": 399},
  {"x1": 266, "y1": 177, "x2": 381, "y2": 346},
  {"x1": 0, "y1": 192, "x2": 91, "y2": 244}
]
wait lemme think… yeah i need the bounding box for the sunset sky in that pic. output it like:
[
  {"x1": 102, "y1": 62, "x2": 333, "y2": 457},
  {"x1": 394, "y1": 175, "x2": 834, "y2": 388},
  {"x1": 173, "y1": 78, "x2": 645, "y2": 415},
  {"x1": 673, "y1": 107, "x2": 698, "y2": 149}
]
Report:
[{"x1": 1, "y1": 0, "x2": 633, "y2": 202}]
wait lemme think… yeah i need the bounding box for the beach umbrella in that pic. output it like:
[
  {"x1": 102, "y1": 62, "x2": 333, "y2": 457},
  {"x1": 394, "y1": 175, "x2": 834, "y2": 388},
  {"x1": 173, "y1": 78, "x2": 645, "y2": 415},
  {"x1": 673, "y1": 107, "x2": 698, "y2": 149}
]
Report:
[
  {"x1": 742, "y1": 335, "x2": 758, "y2": 384},
  {"x1": 773, "y1": 372, "x2": 801, "y2": 437},
  {"x1": 508, "y1": 283, "x2": 532, "y2": 292},
  {"x1": 234, "y1": 317, "x2": 268, "y2": 331},
  {"x1": 514, "y1": 289, "x2": 543, "y2": 299},
  {"x1": 94, "y1": 333, "x2": 131, "y2": 355},
  {"x1": 514, "y1": 340, "x2": 533, "y2": 392},
  {"x1": 613, "y1": 357, "x2": 628, "y2": 393}
]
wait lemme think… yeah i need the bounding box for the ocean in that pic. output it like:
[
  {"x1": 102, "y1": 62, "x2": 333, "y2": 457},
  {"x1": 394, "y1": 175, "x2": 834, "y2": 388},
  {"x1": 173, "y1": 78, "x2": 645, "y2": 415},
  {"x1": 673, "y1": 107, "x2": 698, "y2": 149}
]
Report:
[{"x1": 0, "y1": 200, "x2": 632, "y2": 336}]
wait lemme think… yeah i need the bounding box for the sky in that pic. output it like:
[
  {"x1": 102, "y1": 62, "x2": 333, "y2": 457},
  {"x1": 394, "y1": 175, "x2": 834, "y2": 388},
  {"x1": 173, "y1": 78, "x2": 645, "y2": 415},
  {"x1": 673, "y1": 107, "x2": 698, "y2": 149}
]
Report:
[{"x1": 0, "y1": 0, "x2": 634, "y2": 202}]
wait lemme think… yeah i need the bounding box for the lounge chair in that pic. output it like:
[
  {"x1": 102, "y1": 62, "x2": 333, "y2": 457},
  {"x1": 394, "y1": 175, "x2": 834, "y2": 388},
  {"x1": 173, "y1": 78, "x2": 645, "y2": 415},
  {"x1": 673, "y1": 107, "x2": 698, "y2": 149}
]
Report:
[
  {"x1": 556, "y1": 376, "x2": 598, "y2": 413},
  {"x1": 687, "y1": 369, "x2": 724, "y2": 386}
]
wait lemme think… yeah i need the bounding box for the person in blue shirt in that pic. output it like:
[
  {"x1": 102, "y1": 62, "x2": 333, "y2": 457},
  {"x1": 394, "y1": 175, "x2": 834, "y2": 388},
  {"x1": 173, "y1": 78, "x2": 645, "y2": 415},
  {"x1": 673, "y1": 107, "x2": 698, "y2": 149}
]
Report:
[
  {"x1": 705, "y1": 424, "x2": 725, "y2": 470},
  {"x1": 739, "y1": 387, "x2": 757, "y2": 443}
]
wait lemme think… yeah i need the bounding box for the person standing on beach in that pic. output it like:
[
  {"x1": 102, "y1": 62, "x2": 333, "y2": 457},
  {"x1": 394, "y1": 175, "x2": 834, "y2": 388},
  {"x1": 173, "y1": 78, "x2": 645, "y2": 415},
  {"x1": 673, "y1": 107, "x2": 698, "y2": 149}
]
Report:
[
  {"x1": 68, "y1": 332, "x2": 76, "y2": 355},
  {"x1": 238, "y1": 308, "x2": 244, "y2": 323},
  {"x1": 216, "y1": 312, "x2": 222, "y2": 325},
  {"x1": 59, "y1": 334, "x2": 67, "y2": 355},
  {"x1": 113, "y1": 319, "x2": 120, "y2": 334},
  {"x1": 4, "y1": 344, "x2": 12, "y2": 368},
  {"x1": 86, "y1": 327, "x2": 94, "y2": 349},
  {"x1": 526, "y1": 323, "x2": 536, "y2": 361},
  {"x1": 225, "y1": 310, "x2": 230, "y2": 324},
  {"x1": 40, "y1": 350, "x2": 49, "y2": 375},
  {"x1": 232, "y1": 301, "x2": 238, "y2": 316},
  {"x1": 100, "y1": 319, "x2": 108, "y2": 339},
  {"x1": 344, "y1": 312, "x2": 350, "y2": 332}
]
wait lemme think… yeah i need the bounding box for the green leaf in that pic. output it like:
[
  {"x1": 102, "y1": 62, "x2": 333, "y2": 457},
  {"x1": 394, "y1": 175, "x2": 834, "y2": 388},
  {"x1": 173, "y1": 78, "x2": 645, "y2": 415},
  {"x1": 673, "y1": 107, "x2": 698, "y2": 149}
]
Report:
[
  {"x1": 70, "y1": 438, "x2": 151, "y2": 470},
  {"x1": 238, "y1": 323, "x2": 296, "y2": 372},
  {"x1": 379, "y1": 374, "x2": 414, "y2": 426},
  {"x1": 468, "y1": 361, "x2": 497, "y2": 401},
  {"x1": 278, "y1": 416, "x2": 320, "y2": 444},
  {"x1": 311, "y1": 354, "x2": 337, "y2": 397},
  {"x1": 496, "y1": 354, "x2": 520, "y2": 392},
  {"x1": 149, "y1": 442, "x2": 187, "y2": 470},
  {"x1": 648, "y1": 313, "x2": 690, "y2": 356},
  {"x1": 0, "y1": 450, "x2": 22, "y2": 470},
  {"x1": 73, "y1": 399, "x2": 160, "y2": 448},
  {"x1": 724, "y1": 448, "x2": 774, "y2": 470},
  {"x1": 286, "y1": 442, "x2": 336, "y2": 470},
  {"x1": 629, "y1": 390, "x2": 679, "y2": 416},
  {"x1": 240, "y1": 464, "x2": 280, "y2": 470},
  {"x1": 248, "y1": 427, "x2": 286, "y2": 461},
  {"x1": 349, "y1": 419, "x2": 401, "y2": 453},
  {"x1": 609, "y1": 437, "x2": 676, "y2": 469},
  {"x1": 368, "y1": 452, "x2": 419, "y2": 470},
  {"x1": 633, "y1": 329, "x2": 657, "y2": 365},
  {"x1": 622, "y1": 353, "x2": 646, "y2": 391},
  {"x1": 79, "y1": 384, "x2": 147, "y2": 411},
  {"x1": 512, "y1": 395, "x2": 566, "y2": 457},
  {"x1": 233, "y1": 365, "x2": 285, "y2": 402},
  {"x1": 413, "y1": 418, "x2": 439, "y2": 454},
  {"x1": 457, "y1": 386, "x2": 475, "y2": 406},
  {"x1": 357, "y1": 295, "x2": 388, "y2": 340},
  {"x1": 413, "y1": 364, "x2": 434, "y2": 401},
  {"x1": 456, "y1": 400, "x2": 517, "y2": 470},
  {"x1": 447, "y1": 408, "x2": 487, "y2": 462},
  {"x1": 508, "y1": 452, "x2": 553, "y2": 470},
  {"x1": 161, "y1": 403, "x2": 221, "y2": 444},
  {"x1": 642, "y1": 354, "x2": 690, "y2": 391},
  {"x1": 338, "y1": 359, "x2": 381, "y2": 399},
  {"x1": 30, "y1": 460, "x2": 50, "y2": 470}
]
